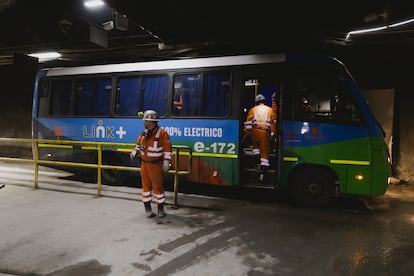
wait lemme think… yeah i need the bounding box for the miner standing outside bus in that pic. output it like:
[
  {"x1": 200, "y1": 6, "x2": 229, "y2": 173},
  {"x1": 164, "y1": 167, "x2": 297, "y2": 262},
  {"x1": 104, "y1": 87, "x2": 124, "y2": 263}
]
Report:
[
  {"x1": 130, "y1": 110, "x2": 172, "y2": 218},
  {"x1": 244, "y1": 94, "x2": 276, "y2": 169}
]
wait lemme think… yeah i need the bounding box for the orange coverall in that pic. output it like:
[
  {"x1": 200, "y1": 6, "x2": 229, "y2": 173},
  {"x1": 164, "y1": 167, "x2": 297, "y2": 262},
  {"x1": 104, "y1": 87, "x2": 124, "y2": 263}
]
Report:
[
  {"x1": 244, "y1": 103, "x2": 276, "y2": 167},
  {"x1": 135, "y1": 126, "x2": 172, "y2": 204}
]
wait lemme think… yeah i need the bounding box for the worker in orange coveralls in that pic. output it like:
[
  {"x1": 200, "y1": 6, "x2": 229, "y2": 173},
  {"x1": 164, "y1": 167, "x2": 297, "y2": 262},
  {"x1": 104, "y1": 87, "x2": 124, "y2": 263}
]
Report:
[
  {"x1": 130, "y1": 110, "x2": 172, "y2": 218},
  {"x1": 244, "y1": 94, "x2": 276, "y2": 169}
]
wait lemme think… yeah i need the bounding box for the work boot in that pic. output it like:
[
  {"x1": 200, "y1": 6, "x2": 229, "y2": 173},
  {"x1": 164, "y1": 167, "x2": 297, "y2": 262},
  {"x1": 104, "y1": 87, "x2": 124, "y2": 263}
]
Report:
[
  {"x1": 157, "y1": 203, "x2": 166, "y2": 218},
  {"x1": 144, "y1": 202, "x2": 155, "y2": 218}
]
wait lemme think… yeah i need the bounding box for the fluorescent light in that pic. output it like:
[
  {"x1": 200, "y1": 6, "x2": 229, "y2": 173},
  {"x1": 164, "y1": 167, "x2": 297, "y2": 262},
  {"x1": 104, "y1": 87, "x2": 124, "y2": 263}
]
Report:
[
  {"x1": 84, "y1": 0, "x2": 105, "y2": 8},
  {"x1": 389, "y1": 18, "x2": 414, "y2": 28},
  {"x1": 28, "y1": 52, "x2": 62, "y2": 62},
  {"x1": 346, "y1": 26, "x2": 387, "y2": 40},
  {"x1": 346, "y1": 16, "x2": 414, "y2": 40}
]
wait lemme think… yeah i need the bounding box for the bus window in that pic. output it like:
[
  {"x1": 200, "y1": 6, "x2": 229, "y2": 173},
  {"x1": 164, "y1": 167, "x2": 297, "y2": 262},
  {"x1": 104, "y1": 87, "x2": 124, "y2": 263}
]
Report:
[
  {"x1": 201, "y1": 72, "x2": 231, "y2": 116},
  {"x1": 75, "y1": 78, "x2": 112, "y2": 116},
  {"x1": 293, "y1": 69, "x2": 362, "y2": 124},
  {"x1": 329, "y1": 76, "x2": 363, "y2": 123},
  {"x1": 115, "y1": 76, "x2": 141, "y2": 116},
  {"x1": 172, "y1": 82, "x2": 183, "y2": 116},
  {"x1": 115, "y1": 75, "x2": 168, "y2": 116},
  {"x1": 142, "y1": 75, "x2": 168, "y2": 116},
  {"x1": 49, "y1": 79, "x2": 72, "y2": 116},
  {"x1": 37, "y1": 79, "x2": 50, "y2": 117},
  {"x1": 174, "y1": 74, "x2": 200, "y2": 116},
  {"x1": 173, "y1": 71, "x2": 231, "y2": 117}
]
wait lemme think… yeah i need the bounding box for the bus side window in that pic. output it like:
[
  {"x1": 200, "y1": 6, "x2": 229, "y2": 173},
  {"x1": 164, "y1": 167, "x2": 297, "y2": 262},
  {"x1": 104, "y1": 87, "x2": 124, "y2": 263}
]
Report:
[
  {"x1": 172, "y1": 82, "x2": 183, "y2": 116},
  {"x1": 115, "y1": 76, "x2": 141, "y2": 116},
  {"x1": 172, "y1": 71, "x2": 230, "y2": 117},
  {"x1": 201, "y1": 72, "x2": 230, "y2": 116},
  {"x1": 294, "y1": 86, "x2": 315, "y2": 120},
  {"x1": 142, "y1": 75, "x2": 168, "y2": 116},
  {"x1": 173, "y1": 74, "x2": 200, "y2": 116},
  {"x1": 75, "y1": 78, "x2": 111, "y2": 116},
  {"x1": 329, "y1": 76, "x2": 362, "y2": 124},
  {"x1": 49, "y1": 79, "x2": 72, "y2": 116}
]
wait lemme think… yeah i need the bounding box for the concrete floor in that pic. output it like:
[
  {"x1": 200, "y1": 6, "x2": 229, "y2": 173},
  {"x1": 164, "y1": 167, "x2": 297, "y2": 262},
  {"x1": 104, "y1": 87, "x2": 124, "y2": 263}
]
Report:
[{"x1": 0, "y1": 162, "x2": 413, "y2": 276}]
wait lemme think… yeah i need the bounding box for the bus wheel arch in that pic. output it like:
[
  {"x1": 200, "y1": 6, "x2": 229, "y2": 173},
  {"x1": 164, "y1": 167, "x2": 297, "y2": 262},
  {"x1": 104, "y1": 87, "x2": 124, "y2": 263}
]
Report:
[
  {"x1": 288, "y1": 164, "x2": 338, "y2": 207},
  {"x1": 98, "y1": 151, "x2": 128, "y2": 185}
]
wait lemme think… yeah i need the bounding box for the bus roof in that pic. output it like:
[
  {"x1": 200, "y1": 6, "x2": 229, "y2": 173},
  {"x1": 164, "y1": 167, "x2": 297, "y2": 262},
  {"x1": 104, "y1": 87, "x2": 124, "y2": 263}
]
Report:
[{"x1": 44, "y1": 53, "x2": 287, "y2": 77}]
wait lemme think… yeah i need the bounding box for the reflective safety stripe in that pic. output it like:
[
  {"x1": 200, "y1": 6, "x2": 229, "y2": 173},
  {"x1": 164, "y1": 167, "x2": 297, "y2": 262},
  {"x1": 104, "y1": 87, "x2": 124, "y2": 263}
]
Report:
[
  {"x1": 283, "y1": 156, "x2": 299, "y2": 162},
  {"x1": 244, "y1": 121, "x2": 252, "y2": 130},
  {"x1": 260, "y1": 157, "x2": 270, "y2": 166},
  {"x1": 154, "y1": 193, "x2": 165, "y2": 204},
  {"x1": 252, "y1": 105, "x2": 273, "y2": 129},
  {"x1": 164, "y1": 152, "x2": 172, "y2": 160},
  {"x1": 282, "y1": 157, "x2": 369, "y2": 165},
  {"x1": 142, "y1": 191, "x2": 152, "y2": 202},
  {"x1": 147, "y1": 128, "x2": 164, "y2": 158},
  {"x1": 330, "y1": 159, "x2": 370, "y2": 165}
]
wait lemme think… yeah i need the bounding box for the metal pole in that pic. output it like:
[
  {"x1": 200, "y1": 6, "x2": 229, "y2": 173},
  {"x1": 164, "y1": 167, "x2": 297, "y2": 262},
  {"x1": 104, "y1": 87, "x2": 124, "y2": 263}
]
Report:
[
  {"x1": 173, "y1": 147, "x2": 179, "y2": 207},
  {"x1": 33, "y1": 140, "x2": 39, "y2": 189},
  {"x1": 97, "y1": 144, "x2": 102, "y2": 197}
]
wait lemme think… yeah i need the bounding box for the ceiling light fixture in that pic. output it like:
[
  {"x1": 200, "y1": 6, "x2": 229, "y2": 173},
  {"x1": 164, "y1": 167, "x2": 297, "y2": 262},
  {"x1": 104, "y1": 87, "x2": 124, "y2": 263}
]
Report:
[
  {"x1": 28, "y1": 52, "x2": 62, "y2": 62},
  {"x1": 346, "y1": 16, "x2": 414, "y2": 40},
  {"x1": 84, "y1": 0, "x2": 105, "y2": 9}
]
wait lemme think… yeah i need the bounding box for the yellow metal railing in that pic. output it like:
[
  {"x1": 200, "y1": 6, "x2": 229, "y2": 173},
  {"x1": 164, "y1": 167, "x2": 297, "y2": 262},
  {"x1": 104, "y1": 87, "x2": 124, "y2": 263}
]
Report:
[{"x1": 0, "y1": 138, "x2": 192, "y2": 206}]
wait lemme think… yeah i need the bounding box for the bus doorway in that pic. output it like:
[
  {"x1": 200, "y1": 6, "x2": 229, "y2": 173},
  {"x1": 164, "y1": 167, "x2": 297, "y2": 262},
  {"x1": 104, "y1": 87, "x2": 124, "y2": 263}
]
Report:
[{"x1": 240, "y1": 77, "x2": 281, "y2": 189}]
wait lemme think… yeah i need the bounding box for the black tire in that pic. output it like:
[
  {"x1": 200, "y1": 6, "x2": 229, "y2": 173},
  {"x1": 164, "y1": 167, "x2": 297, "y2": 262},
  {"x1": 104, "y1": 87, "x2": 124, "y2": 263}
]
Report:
[
  {"x1": 101, "y1": 152, "x2": 127, "y2": 185},
  {"x1": 289, "y1": 166, "x2": 336, "y2": 207}
]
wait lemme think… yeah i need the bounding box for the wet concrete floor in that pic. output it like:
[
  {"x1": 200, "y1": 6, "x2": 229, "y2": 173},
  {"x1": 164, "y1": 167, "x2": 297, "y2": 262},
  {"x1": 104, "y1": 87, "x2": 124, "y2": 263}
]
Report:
[{"x1": 0, "y1": 162, "x2": 413, "y2": 275}]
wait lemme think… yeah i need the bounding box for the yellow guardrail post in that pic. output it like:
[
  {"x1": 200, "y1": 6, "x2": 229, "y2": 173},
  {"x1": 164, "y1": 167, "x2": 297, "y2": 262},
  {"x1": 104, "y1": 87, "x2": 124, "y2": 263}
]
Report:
[
  {"x1": 172, "y1": 147, "x2": 180, "y2": 208},
  {"x1": 171, "y1": 145, "x2": 192, "y2": 208},
  {"x1": 33, "y1": 140, "x2": 39, "y2": 189},
  {"x1": 97, "y1": 143, "x2": 102, "y2": 197}
]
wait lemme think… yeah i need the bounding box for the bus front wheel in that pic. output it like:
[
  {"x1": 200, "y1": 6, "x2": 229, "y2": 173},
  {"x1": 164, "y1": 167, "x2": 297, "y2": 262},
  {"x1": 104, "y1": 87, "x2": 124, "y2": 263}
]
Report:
[
  {"x1": 101, "y1": 152, "x2": 127, "y2": 185},
  {"x1": 290, "y1": 166, "x2": 336, "y2": 207}
]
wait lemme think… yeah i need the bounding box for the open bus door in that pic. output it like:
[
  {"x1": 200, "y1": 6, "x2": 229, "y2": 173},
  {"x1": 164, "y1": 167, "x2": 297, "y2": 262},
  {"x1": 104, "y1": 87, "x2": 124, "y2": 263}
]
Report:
[{"x1": 240, "y1": 78, "x2": 281, "y2": 189}]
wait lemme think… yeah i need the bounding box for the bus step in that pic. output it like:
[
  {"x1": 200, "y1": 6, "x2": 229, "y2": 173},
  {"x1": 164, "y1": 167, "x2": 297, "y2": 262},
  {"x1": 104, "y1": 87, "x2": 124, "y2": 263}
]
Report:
[
  {"x1": 243, "y1": 183, "x2": 275, "y2": 189},
  {"x1": 242, "y1": 148, "x2": 277, "y2": 158},
  {"x1": 245, "y1": 168, "x2": 276, "y2": 174},
  {"x1": 244, "y1": 169, "x2": 276, "y2": 188}
]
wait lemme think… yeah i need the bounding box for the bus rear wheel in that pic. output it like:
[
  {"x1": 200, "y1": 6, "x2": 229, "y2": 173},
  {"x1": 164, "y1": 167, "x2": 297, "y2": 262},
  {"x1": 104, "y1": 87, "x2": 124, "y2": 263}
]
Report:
[{"x1": 290, "y1": 166, "x2": 335, "y2": 207}]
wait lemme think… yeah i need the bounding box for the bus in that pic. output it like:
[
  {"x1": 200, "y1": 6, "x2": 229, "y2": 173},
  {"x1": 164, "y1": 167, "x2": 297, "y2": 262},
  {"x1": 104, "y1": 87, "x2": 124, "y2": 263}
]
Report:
[{"x1": 32, "y1": 53, "x2": 391, "y2": 207}]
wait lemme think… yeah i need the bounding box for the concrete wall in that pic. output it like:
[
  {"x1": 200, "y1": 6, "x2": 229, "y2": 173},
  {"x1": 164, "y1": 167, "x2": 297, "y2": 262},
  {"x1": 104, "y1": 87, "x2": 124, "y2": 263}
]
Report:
[
  {"x1": 394, "y1": 83, "x2": 414, "y2": 181},
  {"x1": 0, "y1": 59, "x2": 36, "y2": 157}
]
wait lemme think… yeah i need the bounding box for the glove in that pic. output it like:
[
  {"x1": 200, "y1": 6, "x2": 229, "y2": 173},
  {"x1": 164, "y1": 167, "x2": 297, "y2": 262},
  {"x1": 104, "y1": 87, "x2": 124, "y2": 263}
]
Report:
[
  {"x1": 130, "y1": 150, "x2": 137, "y2": 160},
  {"x1": 162, "y1": 160, "x2": 170, "y2": 173}
]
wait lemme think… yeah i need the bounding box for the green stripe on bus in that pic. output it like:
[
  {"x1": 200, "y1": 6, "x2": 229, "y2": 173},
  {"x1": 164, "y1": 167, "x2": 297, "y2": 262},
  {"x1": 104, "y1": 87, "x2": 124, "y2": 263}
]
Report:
[
  {"x1": 330, "y1": 159, "x2": 370, "y2": 165},
  {"x1": 193, "y1": 152, "x2": 237, "y2": 158}
]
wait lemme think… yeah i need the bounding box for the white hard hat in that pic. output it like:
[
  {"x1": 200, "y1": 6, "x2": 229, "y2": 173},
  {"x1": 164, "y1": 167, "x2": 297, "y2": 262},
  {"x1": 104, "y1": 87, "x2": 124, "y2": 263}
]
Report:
[
  {"x1": 255, "y1": 94, "x2": 265, "y2": 102},
  {"x1": 142, "y1": 110, "x2": 160, "y2": 122}
]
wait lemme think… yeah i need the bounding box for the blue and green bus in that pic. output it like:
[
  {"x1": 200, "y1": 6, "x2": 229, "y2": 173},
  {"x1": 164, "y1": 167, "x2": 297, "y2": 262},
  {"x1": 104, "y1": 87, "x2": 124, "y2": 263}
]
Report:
[{"x1": 32, "y1": 53, "x2": 391, "y2": 206}]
